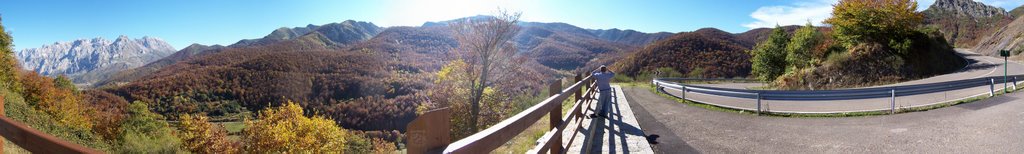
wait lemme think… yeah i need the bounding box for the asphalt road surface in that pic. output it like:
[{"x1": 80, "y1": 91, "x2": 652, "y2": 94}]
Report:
[
  {"x1": 624, "y1": 86, "x2": 1024, "y2": 153},
  {"x1": 666, "y1": 49, "x2": 1024, "y2": 113}
]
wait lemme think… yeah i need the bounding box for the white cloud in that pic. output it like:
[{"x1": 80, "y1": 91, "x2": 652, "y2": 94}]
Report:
[{"x1": 743, "y1": 0, "x2": 838, "y2": 29}]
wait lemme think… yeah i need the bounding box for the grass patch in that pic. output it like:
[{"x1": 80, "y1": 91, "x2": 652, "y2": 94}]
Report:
[{"x1": 212, "y1": 121, "x2": 245, "y2": 141}]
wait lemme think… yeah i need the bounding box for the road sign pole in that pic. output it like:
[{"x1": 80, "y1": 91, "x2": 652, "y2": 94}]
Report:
[{"x1": 1005, "y1": 56, "x2": 1008, "y2": 92}]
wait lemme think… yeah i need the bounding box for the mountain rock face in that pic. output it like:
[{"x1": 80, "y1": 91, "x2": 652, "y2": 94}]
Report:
[
  {"x1": 973, "y1": 15, "x2": 1024, "y2": 57},
  {"x1": 16, "y1": 35, "x2": 175, "y2": 86},
  {"x1": 230, "y1": 20, "x2": 383, "y2": 48},
  {"x1": 930, "y1": 0, "x2": 1009, "y2": 17},
  {"x1": 923, "y1": 0, "x2": 1013, "y2": 47}
]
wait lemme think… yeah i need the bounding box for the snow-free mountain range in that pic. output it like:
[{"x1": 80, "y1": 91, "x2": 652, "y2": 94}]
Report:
[
  {"x1": 16, "y1": 35, "x2": 175, "y2": 86},
  {"x1": 14, "y1": 0, "x2": 1024, "y2": 89}
]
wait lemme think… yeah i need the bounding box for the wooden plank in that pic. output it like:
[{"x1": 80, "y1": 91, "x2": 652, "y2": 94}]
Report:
[
  {"x1": 407, "y1": 108, "x2": 452, "y2": 154},
  {"x1": 443, "y1": 76, "x2": 592, "y2": 153},
  {"x1": 0, "y1": 117, "x2": 102, "y2": 154}
]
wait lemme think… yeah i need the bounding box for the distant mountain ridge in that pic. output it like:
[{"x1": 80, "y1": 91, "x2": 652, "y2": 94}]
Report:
[
  {"x1": 230, "y1": 20, "x2": 384, "y2": 48},
  {"x1": 96, "y1": 20, "x2": 384, "y2": 87},
  {"x1": 16, "y1": 35, "x2": 175, "y2": 86},
  {"x1": 923, "y1": 0, "x2": 1013, "y2": 47}
]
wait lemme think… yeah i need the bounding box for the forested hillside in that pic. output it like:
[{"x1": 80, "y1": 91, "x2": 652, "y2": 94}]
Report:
[
  {"x1": 612, "y1": 28, "x2": 753, "y2": 79},
  {"x1": 754, "y1": 0, "x2": 966, "y2": 89}
]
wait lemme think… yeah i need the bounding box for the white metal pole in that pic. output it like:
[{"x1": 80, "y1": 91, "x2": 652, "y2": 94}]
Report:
[
  {"x1": 991, "y1": 78, "x2": 996, "y2": 97},
  {"x1": 891, "y1": 89, "x2": 896, "y2": 114}
]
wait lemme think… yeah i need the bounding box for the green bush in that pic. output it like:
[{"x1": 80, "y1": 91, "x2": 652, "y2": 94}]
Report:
[
  {"x1": 749, "y1": 26, "x2": 789, "y2": 82},
  {"x1": 611, "y1": 73, "x2": 635, "y2": 83},
  {"x1": 786, "y1": 22, "x2": 822, "y2": 71},
  {"x1": 115, "y1": 101, "x2": 181, "y2": 153}
]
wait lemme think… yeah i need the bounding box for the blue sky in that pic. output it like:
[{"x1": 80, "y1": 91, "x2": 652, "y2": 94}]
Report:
[{"x1": 1, "y1": 0, "x2": 1021, "y2": 51}]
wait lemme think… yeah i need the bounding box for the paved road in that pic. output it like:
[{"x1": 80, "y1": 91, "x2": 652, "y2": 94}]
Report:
[
  {"x1": 667, "y1": 50, "x2": 1024, "y2": 113},
  {"x1": 624, "y1": 86, "x2": 1024, "y2": 153}
]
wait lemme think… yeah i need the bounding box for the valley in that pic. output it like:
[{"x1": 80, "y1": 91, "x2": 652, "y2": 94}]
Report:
[{"x1": 2, "y1": 0, "x2": 1024, "y2": 153}]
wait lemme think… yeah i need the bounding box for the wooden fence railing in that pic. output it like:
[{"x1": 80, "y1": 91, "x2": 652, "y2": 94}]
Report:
[
  {"x1": 0, "y1": 95, "x2": 103, "y2": 154},
  {"x1": 406, "y1": 73, "x2": 598, "y2": 154}
]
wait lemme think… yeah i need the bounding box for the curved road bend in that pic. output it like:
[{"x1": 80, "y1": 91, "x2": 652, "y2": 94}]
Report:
[
  {"x1": 623, "y1": 86, "x2": 1024, "y2": 153},
  {"x1": 668, "y1": 49, "x2": 1024, "y2": 113}
]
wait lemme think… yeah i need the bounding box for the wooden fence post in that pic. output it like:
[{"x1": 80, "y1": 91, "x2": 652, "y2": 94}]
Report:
[
  {"x1": 407, "y1": 108, "x2": 451, "y2": 154},
  {"x1": 548, "y1": 80, "x2": 563, "y2": 153},
  {"x1": 1, "y1": 94, "x2": 4, "y2": 153}
]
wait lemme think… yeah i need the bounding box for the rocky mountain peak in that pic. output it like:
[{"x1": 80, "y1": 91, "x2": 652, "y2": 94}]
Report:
[
  {"x1": 929, "y1": 0, "x2": 1009, "y2": 18},
  {"x1": 15, "y1": 35, "x2": 177, "y2": 86}
]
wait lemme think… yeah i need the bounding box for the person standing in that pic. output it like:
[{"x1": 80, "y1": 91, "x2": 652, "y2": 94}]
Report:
[{"x1": 591, "y1": 65, "x2": 615, "y2": 118}]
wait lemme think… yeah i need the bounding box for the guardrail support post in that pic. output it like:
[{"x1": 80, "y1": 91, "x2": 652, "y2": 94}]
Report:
[
  {"x1": 991, "y1": 78, "x2": 996, "y2": 97},
  {"x1": 890, "y1": 89, "x2": 896, "y2": 114},
  {"x1": 548, "y1": 81, "x2": 563, "y2": 154},
  {"x1": 681, "y1": 85, "x2": 686, "y2": 100},
  {"x1": 756, "y1": 93, "x2": 762, "y2": 116}
]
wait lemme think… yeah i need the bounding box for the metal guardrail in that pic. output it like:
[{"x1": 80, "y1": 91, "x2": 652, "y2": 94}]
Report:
[
  {"x1": 654, "y1": 75, "x2": 1024, "y2": 114},
  {"x1": 406, "y1": 73, "x2": 599, "y2": 154}
]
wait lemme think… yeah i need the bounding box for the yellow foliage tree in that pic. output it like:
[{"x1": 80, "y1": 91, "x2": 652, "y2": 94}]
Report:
[
  {"x1": 178, "y1": 114, "x2": 239, "y2": 154},
  {"x1": 20, "y1": 72, "x2": 92, "y2": 130},
  {"x1": 431, "y1": 59, "x2": 516, "y2": 139},
  {"x1": 825, "y1": 0, "x2": 922, "y2": 48},
  {"x1": 242, "y1": 101, "x2": 347, "y2": 153}
]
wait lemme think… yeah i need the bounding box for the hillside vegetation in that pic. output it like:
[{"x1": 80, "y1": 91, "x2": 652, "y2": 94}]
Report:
[
  {"x1": 612, "y1": 28, "x2": 752, "y2": 79},
  {"x1": 752, "y1": 0, "x2": 966, "y2": 90}
]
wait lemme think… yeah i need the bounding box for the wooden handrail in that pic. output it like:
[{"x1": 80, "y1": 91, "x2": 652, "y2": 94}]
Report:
[
  {"x1": 441, "y1": 74, "x2": 595, "y2": 153},
  {"x1": 0, "y1": 95, "x2": 103, "y2": 154}
]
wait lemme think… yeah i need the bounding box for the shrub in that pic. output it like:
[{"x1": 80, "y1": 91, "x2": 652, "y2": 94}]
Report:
[
  {"x1": 116, "y1": 101, "x2": 180, "y2": 153},
  {"x1": 178, "y1": 114, "x2": 239, "y2": 154},
  {"x1": 242, "y1": 101, "x2": 347, "y2": 153},
  {"x1": 785, "y1": 22, "x2": 823, "y2": 71},
  {"x1": 611, "y1": 73, "x2": 635, "y2": 83}
]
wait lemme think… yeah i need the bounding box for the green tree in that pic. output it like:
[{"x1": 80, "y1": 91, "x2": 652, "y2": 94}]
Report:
[
  {"x1": 824, "y1": 0, "x2": 922, "y2": 48},
  {"x1": 0, "y1": 16, "x2": 22, "y2": 92},
  {"x1": 749, "y1": 26, "x2": 789, "y2": 82},
  {"x1": 117, "y1": 101, "x2": 181, "y2": 153},
  {"x1": 54, "y1": 75, "x2": 76, "y2": 91},
  {"x1": 786, "y1": 22, "x2": 823, "y2": 71}
]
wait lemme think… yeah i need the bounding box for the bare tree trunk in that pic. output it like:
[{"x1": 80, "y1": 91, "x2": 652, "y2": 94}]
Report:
[{"x1": 451, "y1": 9, "x2": 521, "y2": 133}]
